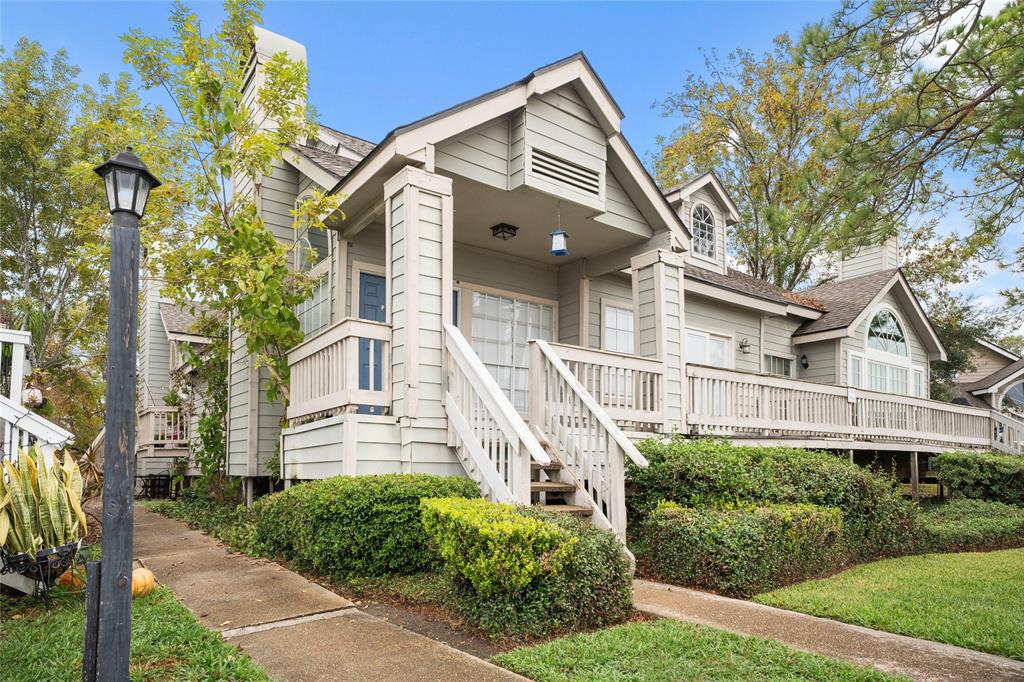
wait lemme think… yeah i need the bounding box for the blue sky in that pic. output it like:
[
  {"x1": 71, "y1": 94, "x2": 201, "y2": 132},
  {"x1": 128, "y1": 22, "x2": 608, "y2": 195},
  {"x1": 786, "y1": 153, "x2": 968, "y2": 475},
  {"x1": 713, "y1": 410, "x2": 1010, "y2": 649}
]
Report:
[{"x1": 2, "y1": 1, "x2": 1018, "y2": 320}]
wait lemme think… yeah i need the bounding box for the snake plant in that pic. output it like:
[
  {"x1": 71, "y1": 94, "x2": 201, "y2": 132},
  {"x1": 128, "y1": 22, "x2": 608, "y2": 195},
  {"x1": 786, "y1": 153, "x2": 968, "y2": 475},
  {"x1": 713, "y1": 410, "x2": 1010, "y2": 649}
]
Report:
[{"x1": 0, "y1": 446, "x2": 87, "y2": 556}]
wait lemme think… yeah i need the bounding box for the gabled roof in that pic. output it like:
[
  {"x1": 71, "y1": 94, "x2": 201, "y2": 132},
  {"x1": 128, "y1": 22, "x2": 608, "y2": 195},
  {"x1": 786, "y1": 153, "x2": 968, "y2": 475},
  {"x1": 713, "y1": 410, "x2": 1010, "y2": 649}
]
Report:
[
  {"x1": 662, "y1": 171, "x2": 741, "y2": 225},
  {"x1": 158, "y1": 302, "x2": 209, "y2": 343},
  {"x1": 317, "y1": 124, "x2": 376, "y2": 158},
  {"x1": 976, "y1": 338, "x2": 1021, "y2": 362},
  {"x1": 963, "y1": 357, "x2": 1024, "y2": 394},
  {"x1": 686, "y1": 265, "x2": 825, "y2": 315},
  {"x1": 796, "y1": 270, "x2": 899, "y2": 336},
  {"x1": 793, "y1": 268, "x2": 947, "y2": 360},
  {"x1": 289, "y1": 144, "x2": 359, "y2": 180}
]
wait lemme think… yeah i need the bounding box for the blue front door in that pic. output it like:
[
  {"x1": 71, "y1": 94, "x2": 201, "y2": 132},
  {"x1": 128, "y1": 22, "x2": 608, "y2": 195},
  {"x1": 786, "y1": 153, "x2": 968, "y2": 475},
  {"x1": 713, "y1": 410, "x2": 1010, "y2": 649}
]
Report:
[{"x1": 358, "y1": 272, "x2": 386, "y2": 414}]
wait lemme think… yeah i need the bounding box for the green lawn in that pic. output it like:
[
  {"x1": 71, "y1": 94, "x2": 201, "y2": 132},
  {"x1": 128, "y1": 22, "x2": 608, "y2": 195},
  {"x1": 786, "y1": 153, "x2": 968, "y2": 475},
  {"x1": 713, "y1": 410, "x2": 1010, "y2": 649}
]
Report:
[
  {"x1": 492, "y1": 619, "x2": 901, "y2": 681},
  {"x1": 755, "y1": 548, "x2": 1024, "y2": 661},
  {"x1": 0, "y1": 586, "x2": 269, "y2": 681}
]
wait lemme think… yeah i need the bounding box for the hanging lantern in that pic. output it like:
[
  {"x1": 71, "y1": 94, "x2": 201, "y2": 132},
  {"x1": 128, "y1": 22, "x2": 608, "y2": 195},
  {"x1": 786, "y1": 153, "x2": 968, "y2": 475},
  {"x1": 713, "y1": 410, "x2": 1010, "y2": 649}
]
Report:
[
  {"x1": 550, "y1": 202, "x2": 568, "y2": 256},
  {"x1": 490, "y1": 222, "x2": 518, "y2": 240}
]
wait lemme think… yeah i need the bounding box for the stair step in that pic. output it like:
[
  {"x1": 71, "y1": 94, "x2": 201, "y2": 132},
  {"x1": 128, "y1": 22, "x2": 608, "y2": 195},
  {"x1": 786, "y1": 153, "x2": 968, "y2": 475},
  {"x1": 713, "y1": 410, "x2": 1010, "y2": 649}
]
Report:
[
  {"x1": 538, "y1": 504, "x2": 593, "y2": 517},
  {"x1": 531, "y1": 461, "x2": 563, "y2": 471},
  {"x1": 531, "y1": 481, "x2": 576, "y2": 493}
]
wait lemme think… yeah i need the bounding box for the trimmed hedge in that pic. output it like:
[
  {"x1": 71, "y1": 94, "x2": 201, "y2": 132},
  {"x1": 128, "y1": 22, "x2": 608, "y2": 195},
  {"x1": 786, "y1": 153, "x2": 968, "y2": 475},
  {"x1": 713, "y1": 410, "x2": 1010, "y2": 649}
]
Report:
[
  {"x1": 253, "y1": 474, "x2": 479, "y2": 577},
  {"x1": 629, "y1": 438, "x2": 917, "y2": 559},
  {"x1": 918, "y1": 499, "x2": 1024, "y2": 553},
  {"x1": 634, "y1": 502, "x2": 844, "y2": 597},
  {"x1": 421, "y1": 498, "x2": 632, "y2": 637},
  {"x1": 934, "y1": 452, "x2": 1024, "y2": 506}
]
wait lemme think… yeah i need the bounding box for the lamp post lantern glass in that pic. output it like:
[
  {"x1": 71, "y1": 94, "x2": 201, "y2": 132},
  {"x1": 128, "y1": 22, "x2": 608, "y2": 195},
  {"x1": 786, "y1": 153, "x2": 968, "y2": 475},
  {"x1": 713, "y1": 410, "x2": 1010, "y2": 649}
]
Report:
[{"x1": 94, "y1": 146, "x2": 161, "y2": 218}]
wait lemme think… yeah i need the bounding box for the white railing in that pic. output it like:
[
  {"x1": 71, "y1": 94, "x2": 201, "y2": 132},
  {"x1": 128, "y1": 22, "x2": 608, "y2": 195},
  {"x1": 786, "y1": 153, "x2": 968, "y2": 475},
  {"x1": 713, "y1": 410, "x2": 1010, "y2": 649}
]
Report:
[
  {"x1": 0, "y1": 328, "x2": 29, "y2": 405},
  {"x1": 686, "y1": 365, "x2": 997, "y2": 451},
  {"x1": 137, "y1": 407, "x2": 190, "y2": 450},
  {"x1": 547, "y1": 342, "x2": 664, "y2": 432},
  {"x1": 1, "y1": 394, "x2": 74, "y2": 463},
  {"x1": 991, "y1": 411, "x2": 1024, "y2": 454},
  {"x1": 529, "y1": 339, "x2": 649, "y2": 541},
  {"x1": 287, "y1": 318, "x2": 392, "y2": 422},
  {"x1": 444, "y1": 324, "x2": 550, "y2": 504}
]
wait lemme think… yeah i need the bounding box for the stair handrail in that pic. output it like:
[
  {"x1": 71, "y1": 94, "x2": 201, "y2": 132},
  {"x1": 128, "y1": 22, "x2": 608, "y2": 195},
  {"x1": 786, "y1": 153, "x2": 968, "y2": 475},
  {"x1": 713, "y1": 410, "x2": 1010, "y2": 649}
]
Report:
[
  {"x1": 444, "y1": 324, "x2": 550, "y2": 466},
  {"x1": 532, "y1": 340, "x2": 649, "y2": 468},
  {"x1": 990, "y1": 409, "x2": 1024, "y2": 454},
  {"x1": 0, "y1": 393, "x2": 74, "y2": 460}
]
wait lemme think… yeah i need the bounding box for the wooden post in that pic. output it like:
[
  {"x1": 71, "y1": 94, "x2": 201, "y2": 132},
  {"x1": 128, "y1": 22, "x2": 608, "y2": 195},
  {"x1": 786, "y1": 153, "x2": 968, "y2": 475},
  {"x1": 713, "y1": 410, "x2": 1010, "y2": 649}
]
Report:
[
  {"x1": 97, "y1": 208, "x2": 141, "y2": 680},
  {"x1": 82, "y1": 561, "x2": 102, "y2": 682},
  {"x1": 910, "y1": 451, "x2": 920, "y2": 503}
]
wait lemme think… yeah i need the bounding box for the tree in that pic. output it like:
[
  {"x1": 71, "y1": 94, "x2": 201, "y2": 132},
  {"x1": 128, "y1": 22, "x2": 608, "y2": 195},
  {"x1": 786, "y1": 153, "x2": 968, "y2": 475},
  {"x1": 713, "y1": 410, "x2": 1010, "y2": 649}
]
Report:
[
  {"x1": 998, "y1": 334, "x2": 1024, "y2": 357},
  {"x1": 123, "y1": 0, "x2": 340, "y2": 404},
  {"x1": 0, "y1": 38, "x2": 184, "y2": 450},
  {"x1": 655, "y1": 35, "x2": 942, "y2": 290},
  {"x1": 928, "y1": 294, "x2": 1010, "y2": 400},
  {"x1": 800, "y1": 0, "x2": 1024, "y2": 306}
]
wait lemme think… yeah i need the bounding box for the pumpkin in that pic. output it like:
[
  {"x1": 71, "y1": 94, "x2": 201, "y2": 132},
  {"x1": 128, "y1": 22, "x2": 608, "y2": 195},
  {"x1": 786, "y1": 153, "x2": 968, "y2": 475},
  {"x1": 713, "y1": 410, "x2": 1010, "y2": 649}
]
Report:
[
  {"x1": 132, "y1": 567, "x2": 156, "y2": 598},
  {"x1": 57, "y1": 568, "x2": 84, "y2": 592}
]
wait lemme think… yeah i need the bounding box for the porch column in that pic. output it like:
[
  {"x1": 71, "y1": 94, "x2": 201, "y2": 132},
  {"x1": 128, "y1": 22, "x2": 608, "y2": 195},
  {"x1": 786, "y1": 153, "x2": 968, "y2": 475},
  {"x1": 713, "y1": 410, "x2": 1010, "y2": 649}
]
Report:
[
  {"x1": 631, "y1": 249, "x2": 685, "y2": 433},
  {"x1": 910, "y1": 451, "x2": 920, "y2": 502},
  {"x1": 383, "y1": 166, "x2": 455, "y2": 473}
]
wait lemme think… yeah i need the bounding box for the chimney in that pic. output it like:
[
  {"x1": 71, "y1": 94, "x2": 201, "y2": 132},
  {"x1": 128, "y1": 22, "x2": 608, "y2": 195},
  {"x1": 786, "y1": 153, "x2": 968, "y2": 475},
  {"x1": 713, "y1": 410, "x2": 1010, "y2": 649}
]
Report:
[
  {"x1": 838, "y1": 236, "x2": 899, "y2": 281},
  {"x1": 242, "y1": 27, "x2": 308, "y2": 134}
]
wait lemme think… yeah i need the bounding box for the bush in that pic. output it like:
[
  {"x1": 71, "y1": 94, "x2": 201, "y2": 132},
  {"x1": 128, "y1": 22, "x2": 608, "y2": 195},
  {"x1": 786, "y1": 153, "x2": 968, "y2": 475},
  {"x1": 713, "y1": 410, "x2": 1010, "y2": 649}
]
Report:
[
  {"x1": 252, "y1": 474, "x2": 479, "y2": 578},
  {"x1": 421, "y1": 498, "x2": 632, "y2": 637},
  {"x1": 918, "y1": 499, "x2": 1024, "y2": 553},
  {"x1": 934, "y1": 452, "x2": 1024, "y2": 506},
  {"x1": 629, "y1": 438, "x2": 917, "y2": 560},
  {"x1": 634, "y1": 502, "x2": 844, "y2": 597}
]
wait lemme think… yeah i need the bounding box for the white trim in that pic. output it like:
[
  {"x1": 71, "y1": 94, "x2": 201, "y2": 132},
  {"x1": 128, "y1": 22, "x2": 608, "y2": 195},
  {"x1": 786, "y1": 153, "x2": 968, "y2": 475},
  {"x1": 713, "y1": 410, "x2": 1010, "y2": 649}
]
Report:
[
  {"x1": 865, "y1": 303, "x2": 913, "y2": 368},
  {"x1": 684, "y1": 280, "x2": 789, "y2": 316},
  {"x1": 663, "y1": 171, "x2": 741, "y2": 224},
  {"x1": 454, "y1": 280, "x2": 560, "y2": 310},
  {"x1": 579, "y1": 276, "x2": 591, "y2": 348},
  {"x1": 762, "y1": 352, "x2": 796, "y2": 378},
  {"x1": 976, "y1": 338, "x2": 1021, "y2": 362},
  {"x1": 690, "y1": 202, "x2": 717, "y2": 260},
  {"x1": 848, "y1": 351, "x2": 865, "y2": 388},
  {"x1": 350, "y1": 260, "x2": 387, "y2": 321}
]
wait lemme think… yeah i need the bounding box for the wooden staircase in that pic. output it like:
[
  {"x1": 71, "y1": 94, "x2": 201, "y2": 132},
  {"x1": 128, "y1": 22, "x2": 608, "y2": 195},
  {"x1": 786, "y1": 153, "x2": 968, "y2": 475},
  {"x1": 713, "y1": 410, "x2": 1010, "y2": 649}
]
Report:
[{"x1": 530, "y1": 459, "x2": 593, "y2": 517}]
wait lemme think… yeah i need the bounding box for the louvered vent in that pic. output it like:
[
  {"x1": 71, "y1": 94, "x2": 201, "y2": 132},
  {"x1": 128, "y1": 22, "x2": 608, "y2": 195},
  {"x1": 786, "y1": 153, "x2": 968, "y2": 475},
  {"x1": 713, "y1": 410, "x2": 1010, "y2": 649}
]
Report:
[{"x1": 530, "y1": 148, "x2": 601, "y2": 198}]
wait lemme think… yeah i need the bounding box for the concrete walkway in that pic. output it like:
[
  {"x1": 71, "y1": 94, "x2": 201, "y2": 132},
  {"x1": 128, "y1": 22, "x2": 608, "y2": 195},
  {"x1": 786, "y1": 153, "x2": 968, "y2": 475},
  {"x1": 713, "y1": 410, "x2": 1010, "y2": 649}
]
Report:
[
  {"x1": 634, "y1": 579, "x2": 1024, "y2": 682},
  {"x1": 134, "y1": 507, "x2": 523, "y2": 682}
]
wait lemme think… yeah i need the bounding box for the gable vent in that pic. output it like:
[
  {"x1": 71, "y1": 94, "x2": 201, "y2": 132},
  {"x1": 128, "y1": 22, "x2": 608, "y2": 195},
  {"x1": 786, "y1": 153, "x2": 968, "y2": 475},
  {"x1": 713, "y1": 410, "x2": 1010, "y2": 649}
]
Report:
[{"x1": 530, "y1": 148, "x2": 601, "y2": 198}]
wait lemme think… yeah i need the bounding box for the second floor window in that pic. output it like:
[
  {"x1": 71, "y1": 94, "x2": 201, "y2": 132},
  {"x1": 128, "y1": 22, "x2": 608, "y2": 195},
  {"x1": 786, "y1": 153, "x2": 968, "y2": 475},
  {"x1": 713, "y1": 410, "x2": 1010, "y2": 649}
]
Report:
[
  {"x1": 764, "y1": 355, "x2": 792, "y2": 377},
  {"x1": 692, "y1": 204, "x2": 716, "y2": 259}
]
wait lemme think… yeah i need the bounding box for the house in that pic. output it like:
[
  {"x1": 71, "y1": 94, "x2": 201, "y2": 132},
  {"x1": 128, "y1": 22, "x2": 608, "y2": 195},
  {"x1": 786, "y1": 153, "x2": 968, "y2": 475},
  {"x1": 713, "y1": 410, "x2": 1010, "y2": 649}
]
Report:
[
  {"x1": 136, "y1": 28, "x2": 1024, "y2": 536},
  {"x1": 954, "y1": 339, "x2": 1024, "y2": 415}
]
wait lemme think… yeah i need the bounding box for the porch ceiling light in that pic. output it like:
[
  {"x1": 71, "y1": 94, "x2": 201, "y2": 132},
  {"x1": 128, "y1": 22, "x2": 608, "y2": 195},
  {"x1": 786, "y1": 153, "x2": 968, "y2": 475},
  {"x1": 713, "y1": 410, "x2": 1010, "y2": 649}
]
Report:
[
  {"x1": 491, "y1": 222, "x2": 519, "y2": 240},
  {"x1": 93, "y1": 146, "x2": 161, "y2": 218}
]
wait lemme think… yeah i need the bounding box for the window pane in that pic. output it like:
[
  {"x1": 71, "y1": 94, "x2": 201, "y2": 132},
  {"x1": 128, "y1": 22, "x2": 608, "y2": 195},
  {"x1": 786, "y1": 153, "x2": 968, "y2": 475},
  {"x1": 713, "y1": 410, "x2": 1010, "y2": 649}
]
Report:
[
  {"x1": 708, "y1": 338, "x2": 727, "y2": 368},
  {"x1": 692, "y1": 204, "x2": 716, "y2": 258},
  {"x1": 891, "y1": 367, "x2": 909, "y2": 395},
  {"x1": 687, "y1": 333, "x2": 706, "y2": 365},
  {"x1": 850, "y1": 357, "x2": 862, "y2": 387},
  {"x1": 868, "y1": 361, "x2": 886, "y2": 391},
  {"x1": 603, "y1": 305, "x2": 634, "y2": 354}
]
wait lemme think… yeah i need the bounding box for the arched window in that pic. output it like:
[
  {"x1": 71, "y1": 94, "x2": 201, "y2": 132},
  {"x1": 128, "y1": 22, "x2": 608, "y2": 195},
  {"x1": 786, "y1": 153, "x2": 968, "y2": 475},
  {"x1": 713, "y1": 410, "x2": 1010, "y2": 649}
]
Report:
[
  {"x1": 691, "y1": 204, "x2": 715, "y2": 259},
  {"x1": 867, "y1": 308, "x2": 908, "y2": 357},
  {"x1": 1002, "y1": 381, "x2": 1024, "y2": 416}
]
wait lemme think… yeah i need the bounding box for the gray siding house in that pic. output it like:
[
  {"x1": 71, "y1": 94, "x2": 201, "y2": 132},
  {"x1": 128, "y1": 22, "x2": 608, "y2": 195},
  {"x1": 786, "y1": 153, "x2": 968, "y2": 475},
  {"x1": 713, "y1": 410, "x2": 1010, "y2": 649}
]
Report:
[{"x1": 136, "y1": 28, "x2": 1024, "y2": 534}]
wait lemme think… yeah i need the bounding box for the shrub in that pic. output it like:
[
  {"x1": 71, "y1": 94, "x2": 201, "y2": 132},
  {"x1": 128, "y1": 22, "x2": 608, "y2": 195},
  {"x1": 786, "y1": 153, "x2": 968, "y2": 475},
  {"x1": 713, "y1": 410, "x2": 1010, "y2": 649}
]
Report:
[
  {"x1": 634, "y1": 502, "x2": 844, "y2": 597},
  {"x1": 421, "y1": 498, "x2": 632, "y2": 637},
  {"x1": 629, "y1": 438, "x2": 917, "y2": 559},
  {"x1": 252, "y1": 474, "x2": 479, "y2": 578},
  {"x1": 918, "y1": 499, "x2": 1024, "y2": 553},
  {"x1": 934, "y1": 452, "x2": 1024, "y2": 506}
]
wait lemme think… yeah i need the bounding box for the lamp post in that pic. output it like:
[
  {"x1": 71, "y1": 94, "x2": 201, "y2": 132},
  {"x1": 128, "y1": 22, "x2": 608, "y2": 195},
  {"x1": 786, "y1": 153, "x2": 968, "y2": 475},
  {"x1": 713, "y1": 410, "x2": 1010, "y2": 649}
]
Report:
[{"x1": 84, "y1": 147, "x2": 160, "y2": 682}]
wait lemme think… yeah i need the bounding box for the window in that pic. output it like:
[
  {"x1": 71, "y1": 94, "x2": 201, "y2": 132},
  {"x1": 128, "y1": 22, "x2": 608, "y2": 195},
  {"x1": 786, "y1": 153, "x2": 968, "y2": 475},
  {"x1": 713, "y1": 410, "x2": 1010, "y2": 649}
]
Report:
[
  {"x1": 297, "y1": 259, "x2": 330, "y2": 336},
  {"x1": 868, "y1": 361, "x2": 887, "y2": 391},
  {"x1": 686, "y1": 329, "x2": 730, "y2": 368},
  {"x1": 764, "y1": 355, "x2": 793, "y2": 377},
  {"x1": 890, "y1": 366, "x2": 909, "y2": 395},
  {"x1": 868, "y1": 309, "x2": 908, "y2": 356},
  {"x1": 602, "y1": 303, "x2": 635, "y2": 355},
  {"x1": 913, "y1": 368, "x2": 925, "y2": 398},
  {"x1": 849, "y1": 353, "x2": 863, "y2": 388},
  {"x1": 691, "y1": 204, "x2": 716, "y2": 259},
  {"x1": 470, "y1": 291, "x2": 554, "y2": 412}
]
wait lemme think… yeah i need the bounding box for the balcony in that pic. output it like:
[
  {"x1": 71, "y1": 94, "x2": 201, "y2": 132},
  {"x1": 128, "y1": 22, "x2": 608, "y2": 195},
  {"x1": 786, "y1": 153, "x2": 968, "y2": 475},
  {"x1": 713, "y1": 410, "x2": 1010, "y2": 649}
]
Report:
[{"x1": 136, "y1": 407, "x2": 190, "y2": 455}]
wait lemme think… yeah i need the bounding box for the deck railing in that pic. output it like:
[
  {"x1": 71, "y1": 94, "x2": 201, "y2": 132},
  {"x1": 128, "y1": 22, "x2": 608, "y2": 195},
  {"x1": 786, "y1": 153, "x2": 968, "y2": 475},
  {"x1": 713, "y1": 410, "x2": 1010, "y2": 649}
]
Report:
[
  {"x1": 547, "y1": 343, "x2": 664, "y2": 433},
  {"x1": 287, "y1": 318, "x2": 391, "y2": 422},
  {"x1": 529, "y1": 339, "x2": 649, "y2": 541},
  {"x1": 137, "y1": 407, "x2": 190, "y2": 450},
  {"x1": 444, "y1": 324, "x2": 549, "y2": 503},
  {"x1": 686, "y1": 364, "x2": 1014, "y2": 452}
]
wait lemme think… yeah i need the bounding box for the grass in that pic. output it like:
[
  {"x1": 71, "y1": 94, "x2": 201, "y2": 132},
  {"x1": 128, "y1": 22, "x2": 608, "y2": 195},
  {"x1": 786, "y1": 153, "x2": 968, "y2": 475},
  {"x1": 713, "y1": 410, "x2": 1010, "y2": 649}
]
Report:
[
  {"x1": 492, "y1": 618, "x2": 902, "y2": 681},
  {"x1": 0, "y1": 586, "x2": 269, "y2": 681},
  {"x1": 754, "y1": 548, "x2": 1024, "y2": 661}
]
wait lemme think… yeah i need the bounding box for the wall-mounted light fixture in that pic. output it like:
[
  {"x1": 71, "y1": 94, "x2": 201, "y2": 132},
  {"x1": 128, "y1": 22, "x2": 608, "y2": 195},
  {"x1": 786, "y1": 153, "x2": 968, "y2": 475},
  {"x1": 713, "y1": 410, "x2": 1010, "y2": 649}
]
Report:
[
  {"x1": 738, "y1": 338, "x2": 751, "y2": 354},
  {"x1": 490, "y1": 222, "x2": 518, "y2": 240},
  {"x1": 800, "y1": 354, "x2": 809, "y2": 369}
]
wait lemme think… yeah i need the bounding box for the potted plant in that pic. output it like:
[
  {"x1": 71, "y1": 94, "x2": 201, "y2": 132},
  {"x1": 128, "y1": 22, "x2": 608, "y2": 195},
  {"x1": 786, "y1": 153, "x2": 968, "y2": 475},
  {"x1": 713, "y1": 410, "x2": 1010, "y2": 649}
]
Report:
[{"x1": 0, "y1": 446, "x2": 88, "y2": 586}]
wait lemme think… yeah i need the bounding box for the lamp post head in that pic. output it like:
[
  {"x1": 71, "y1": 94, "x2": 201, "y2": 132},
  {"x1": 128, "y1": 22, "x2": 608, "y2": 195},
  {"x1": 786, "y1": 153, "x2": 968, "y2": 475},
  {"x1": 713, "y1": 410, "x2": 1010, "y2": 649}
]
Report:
[{"x1": 93, "y1": 146, "x2": 161, "y2": 219}]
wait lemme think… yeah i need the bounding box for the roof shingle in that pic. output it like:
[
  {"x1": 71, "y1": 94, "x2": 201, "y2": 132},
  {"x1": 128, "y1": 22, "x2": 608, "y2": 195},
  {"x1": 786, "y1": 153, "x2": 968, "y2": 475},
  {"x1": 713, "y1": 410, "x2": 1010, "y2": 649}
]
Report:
[
  {"x1": 962, "y1": 357, "x2": 1024, "y2": 392},
  {"x1": 317, "y1": 125, "x2": 376, "y2": 157},
  {"x1": 685, "y1": 265, "x2": 826, "y2": 312},
  {"x1": 794, "y1": 269, "x2": 899, "y2": 336},
  {"x1": 158, "y1": 302, "x2": 207, "y2": 337},
  {"x1": 290, "y1": 144, "x2": 360, "y2": 179}
]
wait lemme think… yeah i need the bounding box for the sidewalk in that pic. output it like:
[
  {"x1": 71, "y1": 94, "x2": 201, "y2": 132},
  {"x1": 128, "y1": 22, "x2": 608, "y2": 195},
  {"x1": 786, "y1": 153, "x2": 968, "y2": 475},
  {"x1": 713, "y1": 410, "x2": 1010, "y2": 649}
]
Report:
[
  {"x1": 134, "y1": 507, "x2": 524, "y2": 682},
  {"x1": 634, "y1": 579, "x2": 1024, "y2": 682}
]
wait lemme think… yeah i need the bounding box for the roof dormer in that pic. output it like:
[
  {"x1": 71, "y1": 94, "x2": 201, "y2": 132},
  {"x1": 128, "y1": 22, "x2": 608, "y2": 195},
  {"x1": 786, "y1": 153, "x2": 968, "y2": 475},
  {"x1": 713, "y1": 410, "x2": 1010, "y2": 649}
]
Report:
[{"x1": 663, "y1": 172, "x2": 739, "y2": 275}]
